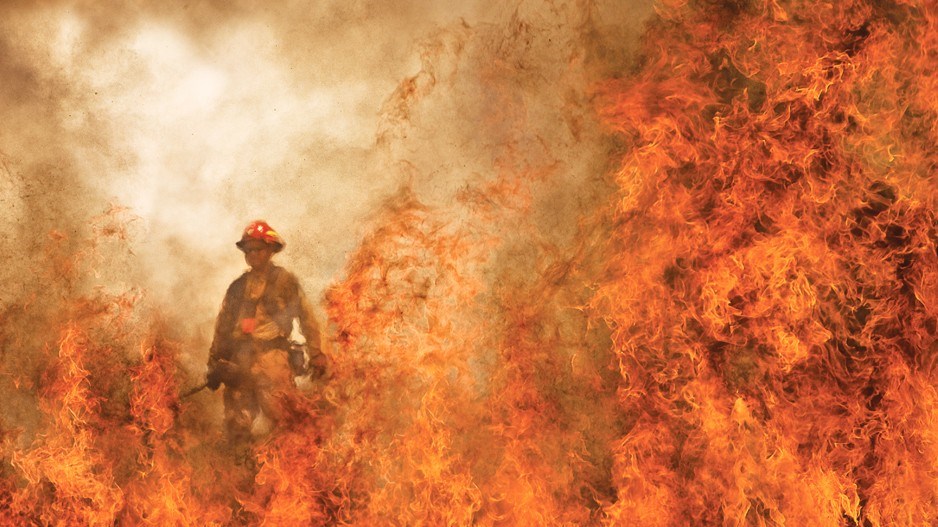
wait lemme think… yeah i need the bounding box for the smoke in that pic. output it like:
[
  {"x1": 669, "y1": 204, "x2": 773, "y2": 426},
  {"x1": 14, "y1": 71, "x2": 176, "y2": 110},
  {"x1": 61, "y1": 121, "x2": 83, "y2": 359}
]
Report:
[
  {"x1": 0, "y1": 0, "x2": 659, "y2": 521},
  {"x1": 3, "y1": 0, "x2": 936, "y2": 524},
  {"x1": 0, "y1": 0, "x2": 652, "y2": 365}
]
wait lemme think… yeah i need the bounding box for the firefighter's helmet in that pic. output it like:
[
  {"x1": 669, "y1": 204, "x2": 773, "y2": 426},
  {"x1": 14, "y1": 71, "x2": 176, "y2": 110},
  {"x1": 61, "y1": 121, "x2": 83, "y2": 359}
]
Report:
[{"x1": 236, "y1": 220, "x2": 285, "y2": 252}]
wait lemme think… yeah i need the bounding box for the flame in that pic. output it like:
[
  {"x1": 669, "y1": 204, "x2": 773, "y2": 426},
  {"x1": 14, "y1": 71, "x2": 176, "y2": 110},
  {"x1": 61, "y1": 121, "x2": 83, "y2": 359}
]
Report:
[
  {"x1": 119, "y1": 335, "x2": 230, "y2": 525},
  {"x1": 0, "y1": 215, "x2": 236, "y2": 525},
  {"x1": 239, "y1": 394, "x2": 332, "y2": 525},
  {"x1": 1, "y1": 0, "x2": 936, "y2": 525},
  {"x1": 9, "y1": 327, "x2": 123, "y2": 525},
  {"x1": 321, "y1": 188, "x2": 492, "y2": 524},
  {"x1": 594, "y1": 0, "x2": 937, "y2": 525}
]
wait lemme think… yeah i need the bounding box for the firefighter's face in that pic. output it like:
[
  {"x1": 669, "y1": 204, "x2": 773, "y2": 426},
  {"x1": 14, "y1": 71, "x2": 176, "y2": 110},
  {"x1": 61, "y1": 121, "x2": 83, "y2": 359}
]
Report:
[{"x1": 241, "y1": 240, "x2": 274, "y2": 269}]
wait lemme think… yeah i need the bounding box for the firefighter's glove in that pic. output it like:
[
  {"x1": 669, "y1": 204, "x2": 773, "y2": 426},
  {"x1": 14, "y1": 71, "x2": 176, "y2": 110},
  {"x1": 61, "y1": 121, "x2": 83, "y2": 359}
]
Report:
[
  {"x1": 288, "y1": 342, "x2": 307, "y2": 376},
  {"x1": 207, "y1": 359, "x2": 241, "y2": 389},
  {"x1": 206, "y1": 368, "x2": 223, "y2": 391},
  {"x1": 308, "y1": 351, "x2": 329, "y2": 381}
]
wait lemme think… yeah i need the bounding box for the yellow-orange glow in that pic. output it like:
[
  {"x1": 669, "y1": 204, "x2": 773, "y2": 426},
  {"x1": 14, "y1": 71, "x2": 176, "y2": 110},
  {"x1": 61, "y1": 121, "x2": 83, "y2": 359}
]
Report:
[{"x1": 0, "y1": 0, "x2": 936, "y2": 525}]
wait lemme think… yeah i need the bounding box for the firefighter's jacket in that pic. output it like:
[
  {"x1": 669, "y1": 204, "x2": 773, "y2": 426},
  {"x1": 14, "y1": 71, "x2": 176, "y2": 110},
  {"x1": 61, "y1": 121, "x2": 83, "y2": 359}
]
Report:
[{"x1": 209, "y1": 264, "x2": 322, "y2": 374}]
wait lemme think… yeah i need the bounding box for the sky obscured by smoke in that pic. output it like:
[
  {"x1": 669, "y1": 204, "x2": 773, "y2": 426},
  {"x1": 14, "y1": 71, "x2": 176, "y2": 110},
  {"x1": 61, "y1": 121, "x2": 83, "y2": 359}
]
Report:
[{"x1": 0, "y1": 0, "x2": 653, "y2": 374}]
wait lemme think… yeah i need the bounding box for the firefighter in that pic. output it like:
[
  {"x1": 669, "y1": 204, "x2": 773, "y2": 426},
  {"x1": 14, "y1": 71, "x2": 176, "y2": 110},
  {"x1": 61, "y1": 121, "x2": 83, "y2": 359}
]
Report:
[{"x1": 206, "y1": 220, "x2": 325, "y2": 444}]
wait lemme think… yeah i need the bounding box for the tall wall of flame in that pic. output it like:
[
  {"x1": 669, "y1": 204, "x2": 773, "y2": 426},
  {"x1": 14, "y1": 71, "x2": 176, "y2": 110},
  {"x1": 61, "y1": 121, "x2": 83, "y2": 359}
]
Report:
[
  {"x1": 0, "y1": 0, "x2": 935, "y2": 525},
  {"x1": 595, "y1": 0, "x2": 937, "y2": 524}
]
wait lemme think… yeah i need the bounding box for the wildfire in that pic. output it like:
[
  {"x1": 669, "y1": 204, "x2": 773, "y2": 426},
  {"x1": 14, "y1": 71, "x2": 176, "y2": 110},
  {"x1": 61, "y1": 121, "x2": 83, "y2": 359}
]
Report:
[
  {"x1": 594, "y1": 0, "x2": 937, "y2": 525},
  {"x1": 10, "y1": 326, "x2": 123, "y2": 526},
  {"x1": 1, "y1": 0, "x2": 936, "y2": 525}
]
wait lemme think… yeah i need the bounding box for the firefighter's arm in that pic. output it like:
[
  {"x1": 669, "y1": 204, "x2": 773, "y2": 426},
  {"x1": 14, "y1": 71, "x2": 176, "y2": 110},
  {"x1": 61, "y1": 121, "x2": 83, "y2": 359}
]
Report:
[
  {"x1": 295, "y1": 283, "x2": 328, "y2": 378},
  {"x1": 207, "y1": 285, "x2": 239, "y2": 389}
]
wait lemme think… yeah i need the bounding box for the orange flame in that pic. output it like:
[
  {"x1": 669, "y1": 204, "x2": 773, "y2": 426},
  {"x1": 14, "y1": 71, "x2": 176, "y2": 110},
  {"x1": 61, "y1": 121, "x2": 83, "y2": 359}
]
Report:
[
  {"x1": 594, "y1": 0, "x2": 937, "y2": 524},
  {"x1": 1, "y1": 1, "x2": 936, "y2": 525},
  {"x1": 10, "y1": 326, "x2": 124, "y2": 525}
]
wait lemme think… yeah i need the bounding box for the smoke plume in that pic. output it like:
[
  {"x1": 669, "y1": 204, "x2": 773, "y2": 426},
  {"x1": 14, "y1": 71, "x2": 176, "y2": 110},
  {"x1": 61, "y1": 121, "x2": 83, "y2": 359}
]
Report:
[{"x1": 4, "y1": 0, "x2": 933, "y2": 525}]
